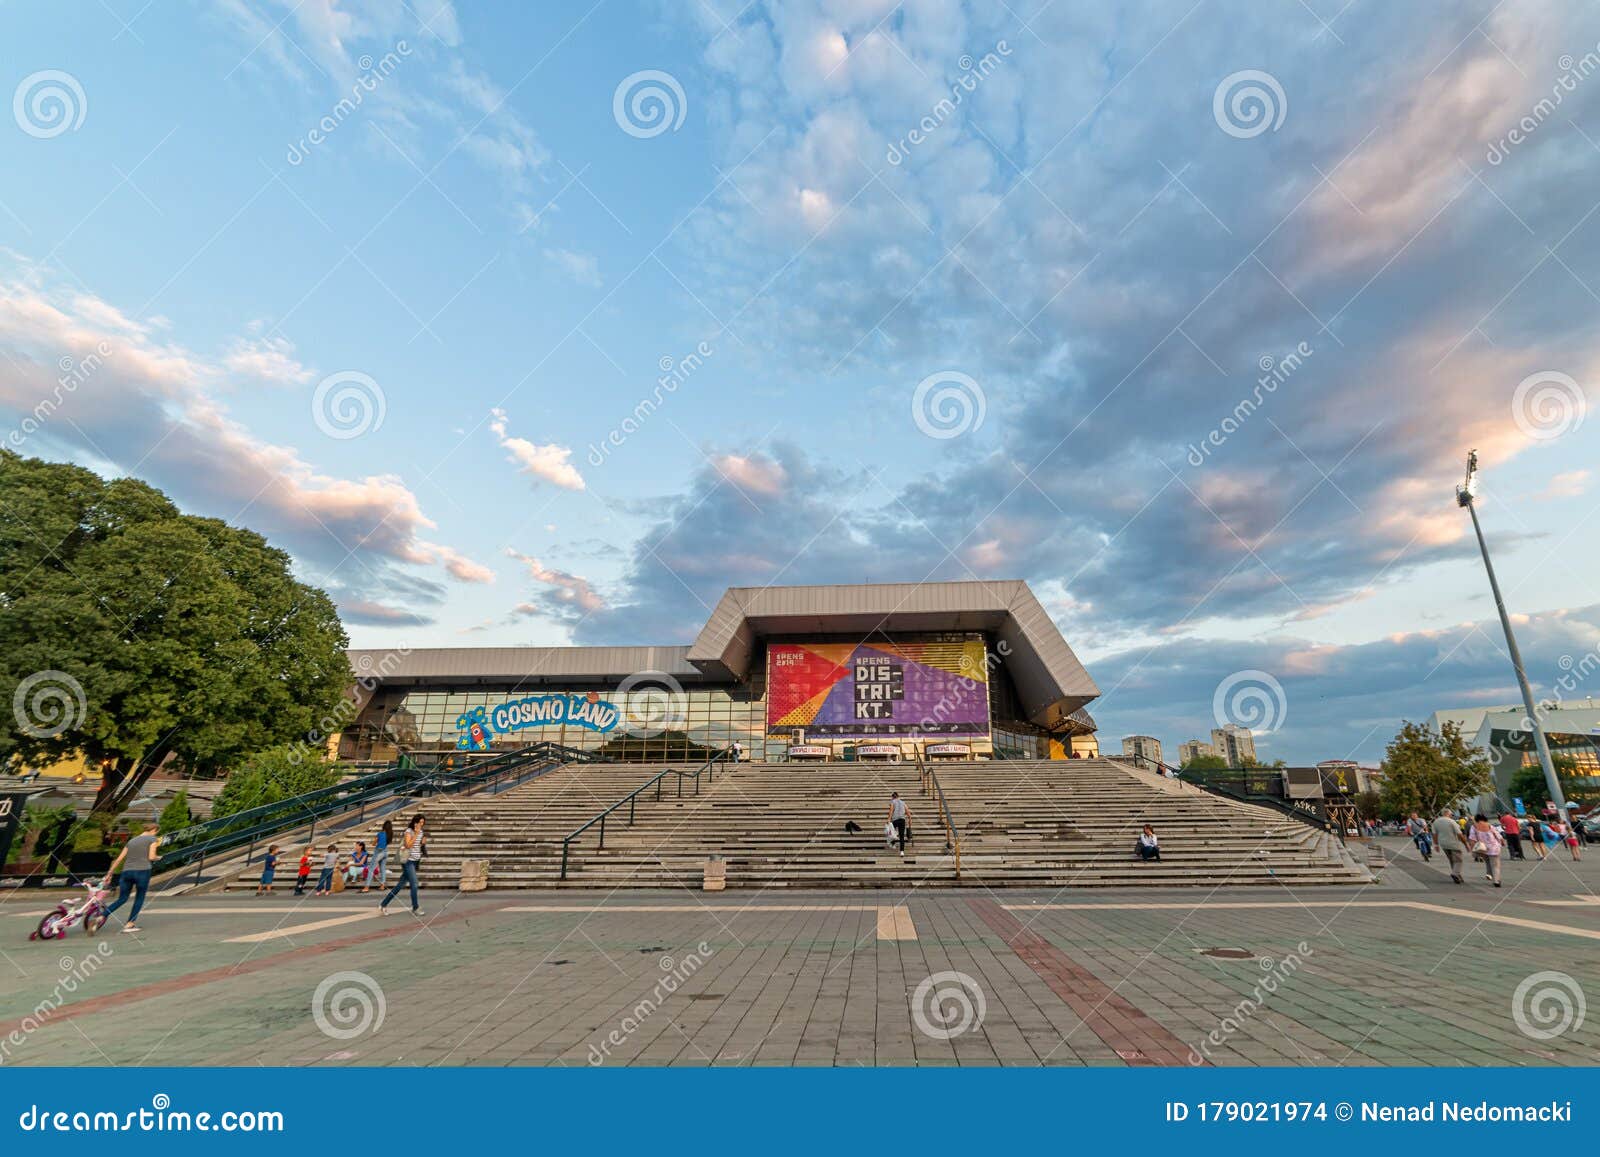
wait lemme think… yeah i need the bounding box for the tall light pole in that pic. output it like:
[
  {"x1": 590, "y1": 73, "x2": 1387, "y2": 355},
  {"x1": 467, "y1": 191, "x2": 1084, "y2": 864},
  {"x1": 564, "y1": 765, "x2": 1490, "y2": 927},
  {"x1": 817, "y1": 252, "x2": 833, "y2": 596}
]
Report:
[{"x1": 1455, "y1": 450, "x2": 1568, "y2": 815}]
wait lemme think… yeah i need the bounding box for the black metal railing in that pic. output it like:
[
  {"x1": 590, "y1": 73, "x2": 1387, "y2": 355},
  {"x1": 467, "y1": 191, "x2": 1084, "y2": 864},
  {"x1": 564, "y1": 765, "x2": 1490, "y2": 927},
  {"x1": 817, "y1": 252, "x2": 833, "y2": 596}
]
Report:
[
  {"x1": 1182, "y1": 776, "x2": 1339, "y2": 838},
  {"x1": 915, "y1": 752, "x2": 962, "y2": 880},
  {"x1": 559, "y1": 746, "x2": 735, "y2": 880}
]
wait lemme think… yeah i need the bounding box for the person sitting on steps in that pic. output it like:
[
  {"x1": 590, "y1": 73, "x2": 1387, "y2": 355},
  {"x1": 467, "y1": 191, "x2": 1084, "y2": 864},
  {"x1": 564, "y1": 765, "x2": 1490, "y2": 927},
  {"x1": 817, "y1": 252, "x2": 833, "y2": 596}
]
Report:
[{"x1": 1135, "y1": 824, "x2": 1161, "y2": 861}]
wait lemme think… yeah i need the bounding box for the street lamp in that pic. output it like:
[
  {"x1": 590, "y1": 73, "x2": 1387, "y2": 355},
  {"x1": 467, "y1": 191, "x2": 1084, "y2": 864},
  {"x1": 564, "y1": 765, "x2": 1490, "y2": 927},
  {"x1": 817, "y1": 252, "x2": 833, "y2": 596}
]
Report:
[{"x1": 1456, "y1": 450, "x2": 1569, "y2": 815}]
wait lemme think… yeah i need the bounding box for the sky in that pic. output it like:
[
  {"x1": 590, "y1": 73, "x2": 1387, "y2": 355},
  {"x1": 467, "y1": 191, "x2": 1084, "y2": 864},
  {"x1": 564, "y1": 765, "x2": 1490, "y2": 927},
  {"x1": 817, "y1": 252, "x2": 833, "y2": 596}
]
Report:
[{"x1": 3, "y1": 0, "x2": 1599, "y2": 765}]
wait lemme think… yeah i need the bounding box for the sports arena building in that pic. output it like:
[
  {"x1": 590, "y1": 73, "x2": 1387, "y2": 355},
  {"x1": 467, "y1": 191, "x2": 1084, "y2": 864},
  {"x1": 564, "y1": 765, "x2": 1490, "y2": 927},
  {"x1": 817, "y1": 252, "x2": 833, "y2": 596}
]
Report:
[{"x1": 339, "y1": 581, "x2": 1101, "y2": 763}]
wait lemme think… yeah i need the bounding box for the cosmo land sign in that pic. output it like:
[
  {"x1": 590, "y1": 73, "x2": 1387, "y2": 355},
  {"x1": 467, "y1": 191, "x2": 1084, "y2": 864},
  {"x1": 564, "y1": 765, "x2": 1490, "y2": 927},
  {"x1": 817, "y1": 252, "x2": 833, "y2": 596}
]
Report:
[{"x1": 456, "y1": 692, "x2": 620, "y2": 750}]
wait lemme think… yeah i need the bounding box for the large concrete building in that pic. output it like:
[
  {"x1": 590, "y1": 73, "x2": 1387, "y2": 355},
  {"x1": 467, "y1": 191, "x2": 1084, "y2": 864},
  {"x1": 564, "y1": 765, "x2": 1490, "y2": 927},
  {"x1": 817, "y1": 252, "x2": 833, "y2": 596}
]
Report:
[
  {"x1": 340, "y1": 581, "x2": 1102, "y2": 763},
  {"x1": 1211, "y1": 724, "x2": 1258, "y2": 767},
  {"x1": 1121, "y1": 734, "x2": 1163, "y2": 770},
  {"x1": 1429, "y1": 700, "x2": 1600, "y2": 801},
  {"x1": 1177, "y1": 739, "x2": 1215, "y2": 766}
]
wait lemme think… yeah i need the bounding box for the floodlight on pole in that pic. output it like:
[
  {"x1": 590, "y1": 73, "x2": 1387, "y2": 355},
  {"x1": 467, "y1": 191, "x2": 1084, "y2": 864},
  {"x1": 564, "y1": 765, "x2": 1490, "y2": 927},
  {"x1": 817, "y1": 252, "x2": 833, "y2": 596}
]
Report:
[{"x1": 1455, "y1": 449, "x2": 1567, "y2": 815}]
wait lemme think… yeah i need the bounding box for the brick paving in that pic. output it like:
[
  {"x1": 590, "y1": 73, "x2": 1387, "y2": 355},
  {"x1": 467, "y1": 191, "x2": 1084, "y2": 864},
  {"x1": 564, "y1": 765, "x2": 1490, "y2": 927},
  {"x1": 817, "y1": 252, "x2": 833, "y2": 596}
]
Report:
[{"x1": 0, "y1": 839, "x2": 1595, "y2": 1067}]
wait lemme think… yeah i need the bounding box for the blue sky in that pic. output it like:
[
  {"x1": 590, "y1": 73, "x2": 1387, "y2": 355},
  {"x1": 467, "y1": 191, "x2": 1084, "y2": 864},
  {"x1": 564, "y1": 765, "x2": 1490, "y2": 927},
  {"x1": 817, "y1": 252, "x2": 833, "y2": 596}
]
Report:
[{"x1": 3, "y1": 0, "x2": 1599, "y2": 764}]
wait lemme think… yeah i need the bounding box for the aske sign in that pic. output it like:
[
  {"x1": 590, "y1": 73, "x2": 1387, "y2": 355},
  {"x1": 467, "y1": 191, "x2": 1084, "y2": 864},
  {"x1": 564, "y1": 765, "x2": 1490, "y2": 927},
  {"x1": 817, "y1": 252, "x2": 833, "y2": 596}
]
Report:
[
  {"x1": 456, "y1": 692, "x2": 620, "y2": 750},
  {"x1": 765, "y1": 640, "x2": 989, "y2": 737}
]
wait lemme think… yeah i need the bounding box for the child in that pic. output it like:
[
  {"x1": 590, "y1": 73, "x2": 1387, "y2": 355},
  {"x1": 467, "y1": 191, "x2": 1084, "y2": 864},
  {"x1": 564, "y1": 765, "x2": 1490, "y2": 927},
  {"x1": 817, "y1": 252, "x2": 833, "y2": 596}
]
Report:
[
  {"x1": 256, "y1": 845, "x2": 279, "y2": 895},
  {"x1": 293, "y1": 846, "x2": 313, "y2": 896},
  {"x1": 314, "y1": 843, "x2": 338, "y2": 896}
]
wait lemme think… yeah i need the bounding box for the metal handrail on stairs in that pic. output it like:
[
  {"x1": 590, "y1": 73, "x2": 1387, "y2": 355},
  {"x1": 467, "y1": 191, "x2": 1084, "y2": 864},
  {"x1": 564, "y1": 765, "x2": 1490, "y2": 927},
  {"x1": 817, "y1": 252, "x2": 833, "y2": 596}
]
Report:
[
  {"x1": 915, "y1": 752, "x2": 962, "y2": 880},
  {"x1": 559, "y1": 746, "x2": 736, "y2": 880}
]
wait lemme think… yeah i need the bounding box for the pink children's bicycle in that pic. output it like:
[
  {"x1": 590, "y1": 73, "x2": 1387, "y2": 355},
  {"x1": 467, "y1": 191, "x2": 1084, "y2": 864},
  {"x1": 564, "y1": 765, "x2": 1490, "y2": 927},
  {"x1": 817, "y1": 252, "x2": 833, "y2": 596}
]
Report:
[{"x1": 30, "y1": 878, "x2": 111, "y2": 940}]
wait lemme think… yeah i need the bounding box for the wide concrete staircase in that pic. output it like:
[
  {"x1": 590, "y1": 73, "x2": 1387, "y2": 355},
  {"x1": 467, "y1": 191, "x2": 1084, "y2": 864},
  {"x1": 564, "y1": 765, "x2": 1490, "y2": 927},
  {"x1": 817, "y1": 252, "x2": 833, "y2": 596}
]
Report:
[
  {"x1": 933, "y1": 759, "x2": 1369, "y2": 886},
  {"x1": 225, "y1": 757, "x2": 1369, "y2": 891}
]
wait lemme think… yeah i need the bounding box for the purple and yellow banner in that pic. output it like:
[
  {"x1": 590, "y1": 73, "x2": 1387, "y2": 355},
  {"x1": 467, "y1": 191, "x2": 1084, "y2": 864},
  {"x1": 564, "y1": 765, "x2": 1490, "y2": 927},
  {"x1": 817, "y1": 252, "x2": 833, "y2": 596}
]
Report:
[{"x1": 765, "y1": 640, "x2": 989, "y2": 737}]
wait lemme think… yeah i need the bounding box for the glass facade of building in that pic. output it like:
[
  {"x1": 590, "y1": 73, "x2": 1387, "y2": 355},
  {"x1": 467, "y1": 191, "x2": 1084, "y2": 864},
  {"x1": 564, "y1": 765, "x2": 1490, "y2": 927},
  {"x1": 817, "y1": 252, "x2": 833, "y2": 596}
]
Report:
[{"x1": 339, "y1": 634, "x2": 1082, "y2": 763}]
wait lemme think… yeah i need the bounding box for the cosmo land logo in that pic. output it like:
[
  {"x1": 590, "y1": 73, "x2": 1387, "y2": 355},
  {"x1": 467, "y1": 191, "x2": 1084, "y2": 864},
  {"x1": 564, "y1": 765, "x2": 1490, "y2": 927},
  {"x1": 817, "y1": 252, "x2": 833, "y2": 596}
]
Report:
[{"x1": 456, "y1": 692, "x2": 620, "y2": 750}]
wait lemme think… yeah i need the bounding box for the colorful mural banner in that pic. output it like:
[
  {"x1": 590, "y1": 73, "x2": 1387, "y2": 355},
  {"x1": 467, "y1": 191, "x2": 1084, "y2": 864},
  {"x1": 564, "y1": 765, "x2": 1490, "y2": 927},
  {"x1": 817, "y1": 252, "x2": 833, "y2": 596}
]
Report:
[
  {"x1": 455, "y1": 693, "x2": 620, "y2": 750},
  {"x1": 765, "y1": 639, "x2": 990, "y2": 737}
]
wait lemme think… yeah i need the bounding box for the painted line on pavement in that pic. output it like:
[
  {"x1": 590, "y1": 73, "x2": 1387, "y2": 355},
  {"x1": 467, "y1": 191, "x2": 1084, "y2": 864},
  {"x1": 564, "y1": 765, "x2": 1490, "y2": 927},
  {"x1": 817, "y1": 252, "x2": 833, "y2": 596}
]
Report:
[
  {"x1": 1006, "y1": 900, "x2": 1600, "y2": 942},
  {"x1": 498, "y1": 904, "x2": 872, "y2": 913},
  {"x1": 225, "y1": 911, "x2": 381, "y2": 943},
  {"x1": 0, "y1": 905, "x2": 378, "y2": 919},
  {"x1": 876, "y1": 904, "x2": 917, "y2": 940}
]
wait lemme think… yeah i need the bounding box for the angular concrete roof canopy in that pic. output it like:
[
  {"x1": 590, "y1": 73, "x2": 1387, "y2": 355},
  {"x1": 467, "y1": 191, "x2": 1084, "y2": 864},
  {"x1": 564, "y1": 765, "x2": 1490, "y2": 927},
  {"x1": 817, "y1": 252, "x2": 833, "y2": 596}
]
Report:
[
  {"x1": 686, "y1": 580, "x2": 1099, "y2": 730},
  {"x1": 346, "y1": 581, "x2": 1099, "y2": 732}
]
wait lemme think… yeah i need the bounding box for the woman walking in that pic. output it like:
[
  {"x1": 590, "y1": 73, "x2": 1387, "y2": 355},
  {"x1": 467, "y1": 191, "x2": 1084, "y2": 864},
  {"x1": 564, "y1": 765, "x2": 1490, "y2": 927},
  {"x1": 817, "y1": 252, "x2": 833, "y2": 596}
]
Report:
[
  {"x1": 378, "y1": 814, "x2": 426, "y2": 916},
  {"x1": 1469, "y1": 814, "x2": 1503, "y2": 887}
]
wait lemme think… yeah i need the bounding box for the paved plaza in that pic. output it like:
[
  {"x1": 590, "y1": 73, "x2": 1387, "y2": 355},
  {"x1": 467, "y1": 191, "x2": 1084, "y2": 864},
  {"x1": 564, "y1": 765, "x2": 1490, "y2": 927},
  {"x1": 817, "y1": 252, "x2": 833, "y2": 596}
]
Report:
[{"x1": 1, "y1": 839, "x2": 1595, "y2": 1068}]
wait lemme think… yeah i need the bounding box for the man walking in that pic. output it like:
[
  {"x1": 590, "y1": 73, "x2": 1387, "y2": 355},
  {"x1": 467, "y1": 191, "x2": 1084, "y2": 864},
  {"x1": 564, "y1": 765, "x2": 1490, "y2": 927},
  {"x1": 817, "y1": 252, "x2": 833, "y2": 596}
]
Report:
[
  {"x1": 1431, "y1": 808, "x2": 1468, "y2": 884},
  {"x1": 1499, "y1": 810, "x2": 1524, "y2": 860},
  {"x1": 886, "y1": 792, "x2": 911, "y2": 856}
]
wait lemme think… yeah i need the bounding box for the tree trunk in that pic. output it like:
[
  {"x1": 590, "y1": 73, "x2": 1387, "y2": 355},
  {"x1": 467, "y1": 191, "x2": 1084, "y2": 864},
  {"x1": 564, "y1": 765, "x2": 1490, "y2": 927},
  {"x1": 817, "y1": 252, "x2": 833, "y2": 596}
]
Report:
[
  {"x1": 90, "y1": 743, "x2": 173, "y2": 814},
  {"x1": 90, "y1": 755, "x2": 135, "y2": 813}
]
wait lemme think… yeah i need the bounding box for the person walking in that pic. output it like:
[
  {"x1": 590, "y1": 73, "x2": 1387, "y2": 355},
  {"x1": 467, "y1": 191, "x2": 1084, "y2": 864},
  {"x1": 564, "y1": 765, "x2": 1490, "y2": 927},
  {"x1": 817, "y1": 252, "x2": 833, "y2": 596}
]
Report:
[
  {"x1": 1404, "y1": 812, "x2": 1432, "y2": 861},
  {"x1": 1558, "y1": 819, "x2": 1583, "y2": 861},
  {"x1": 1432, "y1": 808, "x2": 1468, "y2": 884},
  {"x1": 1499, "y1": 811, "x2": 1524, "y2": 860},
  {"x1": 885, "y1": 792, "x2": 911, "y2": 856},
  {"x1": 370, "y1": 820, "x2": 392, "y2": 893},
  {"x1": 379, "y1": 814, "x2": 426, "y2": 916},
  {"x1": 100, "y1": 822, "x2": 160, "y2": 934},
  {"x1": 1526, "y1": 816, "x2": 1547, "y2": 860},
  {"x1": 1469, "y1": 814, "x2": 1503, "y2": 887}
]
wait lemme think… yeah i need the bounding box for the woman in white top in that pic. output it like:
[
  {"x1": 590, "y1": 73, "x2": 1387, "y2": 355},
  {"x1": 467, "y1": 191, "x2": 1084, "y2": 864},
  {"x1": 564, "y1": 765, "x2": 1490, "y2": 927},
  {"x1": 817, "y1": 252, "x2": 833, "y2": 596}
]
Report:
[
  {"x1": 378, "y1": 814, "x2": 427, "y2": 916},
  {"x1": 1136, "y1": 824, "x2": 1160, "y2": 862},
  {"x1": 1469, "y1": 813, "x2": 1503, "y2": 887}
]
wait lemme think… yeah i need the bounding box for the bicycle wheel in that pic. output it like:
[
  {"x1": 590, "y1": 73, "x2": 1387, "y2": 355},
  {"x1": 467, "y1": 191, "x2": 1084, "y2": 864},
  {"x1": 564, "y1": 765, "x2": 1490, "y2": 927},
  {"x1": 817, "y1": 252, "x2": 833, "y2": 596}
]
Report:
[
  {"x1": 84, "y1": 909, "x2": 108, "y2": 935},
  {"x1": 34, "y1": 910, "x2": 67, "y2": 940}
]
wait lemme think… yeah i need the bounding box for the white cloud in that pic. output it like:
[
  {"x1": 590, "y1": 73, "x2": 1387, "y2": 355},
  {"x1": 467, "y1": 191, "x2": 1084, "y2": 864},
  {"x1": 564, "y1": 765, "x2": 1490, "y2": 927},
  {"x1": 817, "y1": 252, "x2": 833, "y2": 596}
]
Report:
[
  {"x1": 544, "y1": 247, "x2": 603, "y2": 288},
  {"x1": 488, "y1": 407, "x2": 585, "y2": 490},
  {"x1": 0, "y1": 266, "x2": 488, "y2": 606}
]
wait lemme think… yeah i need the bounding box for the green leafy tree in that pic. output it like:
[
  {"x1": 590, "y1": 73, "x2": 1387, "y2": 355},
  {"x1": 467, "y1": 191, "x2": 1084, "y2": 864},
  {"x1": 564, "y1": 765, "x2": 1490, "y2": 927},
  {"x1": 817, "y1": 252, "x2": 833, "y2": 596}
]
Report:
[
  {"x1": 210, "y1": 745, "x2": 339, "y2": 821},
  {"x1": 1180, "y1": 753, "x2": 1230, "y2": 775},
  {"x1": 157, "y1": 790, "x2": 192, "y2": 835},
  {"x1": 1506, "y1": 754, "x2": 1586, "y2": 811},
  {"x1": 1378, "y1": 720, "x2": 1491, "y2": 818},
  {"x1": 0, "y1": 452, "x2": 352, "y2": 812}
]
